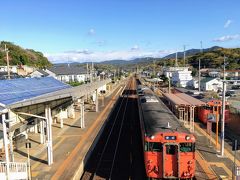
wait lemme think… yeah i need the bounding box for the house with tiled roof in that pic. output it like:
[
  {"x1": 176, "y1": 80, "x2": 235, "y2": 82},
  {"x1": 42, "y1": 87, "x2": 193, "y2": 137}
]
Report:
[
  {"x1": 45, "y1": 64, "x2": 89, "y2": 83},
  {"x1": 30, "y1": 69, "x2": 50, "y2": 78},
  {"x1": 200, "y1": 77, "x2": 223, "y2": 92}
]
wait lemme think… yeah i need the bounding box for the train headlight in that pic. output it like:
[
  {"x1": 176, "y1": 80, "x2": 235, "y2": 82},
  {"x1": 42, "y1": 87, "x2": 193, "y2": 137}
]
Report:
[
  {"x1": 150, "y1": 135, "x2": 155, "y2": 140},
  {"x1": 185, "y1": 135, "x2": 191, "y2": 140}
]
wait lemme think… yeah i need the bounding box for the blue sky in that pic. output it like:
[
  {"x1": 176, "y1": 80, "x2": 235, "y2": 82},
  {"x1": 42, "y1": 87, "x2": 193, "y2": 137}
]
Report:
[{"x1": 0, "y1": 0, "x2": 240, "y2": 62}]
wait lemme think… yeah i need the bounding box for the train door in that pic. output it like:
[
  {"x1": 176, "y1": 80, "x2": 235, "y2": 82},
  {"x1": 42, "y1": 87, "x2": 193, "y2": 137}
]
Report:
[{"x1": 163, "y1": 143, "x2": 179, "y2": 178}]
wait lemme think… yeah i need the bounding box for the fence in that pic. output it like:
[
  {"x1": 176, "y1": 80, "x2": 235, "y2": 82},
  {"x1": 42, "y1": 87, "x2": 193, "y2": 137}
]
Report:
[{"x1": 0, "y1": 162, "x2": 28, "y2": 180}]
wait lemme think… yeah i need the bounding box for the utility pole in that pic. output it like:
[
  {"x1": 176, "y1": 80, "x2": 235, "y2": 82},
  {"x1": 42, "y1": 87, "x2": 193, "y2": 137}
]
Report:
[
  {"x1": 198, "y1": 58, "x2": 201, "y2": 93},
  {"x1": 168, "y1": 78, "x2": 171, "y2": 94},
  {"x1": 175, "y1": 51, "x2": 178, "y2": 67},
  {"x1": 183, "y1": 45, "x2": 186, "y2": 66},
  {"x1": 220, "y1": 55, "x2": 226, "y2": 157},
  {"x1": 198, "y1": 41, "x2": 203, "y2": 93},
  {"x1": 153, "y1": 60, "x2": 156, "y2": 77},
  {"x1": 86, "y1": 63, "x2": 89, "y2": 83},
  {"x1": 2, "y1": 113, "x2": 10, "y2": 179},
  {"x1": 92, "y1": 62, "x2": 94, "y2": 80},
  {"x1": 4, "y1": 44, "x2": 10, "y2": 79}
]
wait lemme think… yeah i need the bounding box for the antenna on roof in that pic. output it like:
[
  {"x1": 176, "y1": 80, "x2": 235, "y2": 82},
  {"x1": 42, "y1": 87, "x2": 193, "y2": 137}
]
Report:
[{"x1": 166, "y1": 122, "x2": 171, "y2": 129}]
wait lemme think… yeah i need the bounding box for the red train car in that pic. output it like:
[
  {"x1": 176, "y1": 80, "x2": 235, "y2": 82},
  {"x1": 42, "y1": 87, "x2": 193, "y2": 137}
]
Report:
[
  {"x1": 198, "y1": 99, "x2": 230, "y2": 124},
  {"x1": 138, "y1": 86, "x2": 196, "y2": 179}
]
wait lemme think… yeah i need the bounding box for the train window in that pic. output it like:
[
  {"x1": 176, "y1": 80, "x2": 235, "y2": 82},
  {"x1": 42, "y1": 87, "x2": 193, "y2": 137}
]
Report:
[
  {"x1": 145, "y1": 142, "x2": 162, "y2": 152},
  {"x1": 203, "y1": 106, "x2": 211, "y2": 110},
  {"x1": 166, "y1": 145, "x2": 176, "y2": 155},
  {"x1": 180, "y1": 143, "x2": 195, "y2": 152}
]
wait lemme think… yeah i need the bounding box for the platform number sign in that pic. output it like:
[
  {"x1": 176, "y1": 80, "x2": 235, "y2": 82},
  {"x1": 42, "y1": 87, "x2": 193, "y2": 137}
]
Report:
[{"x1": 232, "y1": 140, "x2": 240, "y2": 151}]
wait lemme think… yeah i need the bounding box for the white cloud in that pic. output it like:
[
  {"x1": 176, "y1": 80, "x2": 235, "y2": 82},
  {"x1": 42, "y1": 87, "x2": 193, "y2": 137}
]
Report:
[
  {"x1": 88, "y1": 28, "x2": 95, "y2": 35},
  {"x1": 131, "y1": 45, "x2": 140, "y2": 51},
  {"x1": 224, "y1": 20, "x2": 233, "y2": 28},
  {"x1": 95, "y1": 40, "x2": 106, "y2": 46},
  {"x1": 45, "y1": 49, "x2": 175, "y2": 63},
  {"x1": 213, "y1": 34, "x2": 240, "y2": 42}
]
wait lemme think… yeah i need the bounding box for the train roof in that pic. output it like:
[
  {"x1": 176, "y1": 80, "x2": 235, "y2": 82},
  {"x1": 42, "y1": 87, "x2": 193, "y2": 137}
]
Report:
[{"x1": 139, "y1": 87, "x2": 189, "y2": 136}]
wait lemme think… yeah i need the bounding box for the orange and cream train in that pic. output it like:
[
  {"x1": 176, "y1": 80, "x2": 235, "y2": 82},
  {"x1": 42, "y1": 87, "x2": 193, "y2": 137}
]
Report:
[
  {"x1": 137, "y1": 85, "x2": 196, "y2": 179},
  {"x1": 198, "y1": 99, "x2": 230, "y2": 124}
]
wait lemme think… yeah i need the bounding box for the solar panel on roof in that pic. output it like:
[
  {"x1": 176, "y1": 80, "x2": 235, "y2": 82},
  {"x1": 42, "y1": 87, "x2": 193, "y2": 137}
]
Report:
[{"x1": 0, "y1": 77, "x2": 71, "y2": 106}]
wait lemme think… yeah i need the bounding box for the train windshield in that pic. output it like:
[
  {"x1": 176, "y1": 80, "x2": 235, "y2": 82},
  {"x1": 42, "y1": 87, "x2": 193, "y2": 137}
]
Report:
[
  {"x1": 180, "y1": 143, "x2": 195, "y2": 152},
  {"x1": 145, "y1": 142, "x2": 162, "y2": 152}
]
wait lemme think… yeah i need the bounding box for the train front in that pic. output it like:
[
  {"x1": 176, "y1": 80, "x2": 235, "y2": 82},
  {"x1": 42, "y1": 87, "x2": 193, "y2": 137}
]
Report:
[{"x1": 144, "y1": 132, "x2": 196, "y2": 179}]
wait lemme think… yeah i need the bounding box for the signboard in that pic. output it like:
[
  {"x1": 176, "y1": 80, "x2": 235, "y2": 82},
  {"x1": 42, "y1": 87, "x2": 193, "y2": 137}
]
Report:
[{"x1": 207, "y1": 113, "x2": 217, "y2": 123}]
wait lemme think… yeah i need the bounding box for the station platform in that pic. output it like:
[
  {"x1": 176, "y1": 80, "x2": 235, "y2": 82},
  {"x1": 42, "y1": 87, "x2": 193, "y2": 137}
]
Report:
[
  {"x1": 194, "y1": 121, "x2": 240, "y2": 180},
  {"x1": 13, "y1": 82, "x2": 125, "y2": 179}
]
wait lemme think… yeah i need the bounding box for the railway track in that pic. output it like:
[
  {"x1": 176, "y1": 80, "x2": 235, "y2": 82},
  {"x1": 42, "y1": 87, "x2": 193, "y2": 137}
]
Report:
[{"x1": 81, "y1": 77, "x2": 146, "y2": 180}]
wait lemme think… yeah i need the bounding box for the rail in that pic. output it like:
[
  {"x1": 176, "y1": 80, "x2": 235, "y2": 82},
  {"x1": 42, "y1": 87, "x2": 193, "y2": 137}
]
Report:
[{"x1": 93, "y1": 78, "x2": 133, "y2": 179}]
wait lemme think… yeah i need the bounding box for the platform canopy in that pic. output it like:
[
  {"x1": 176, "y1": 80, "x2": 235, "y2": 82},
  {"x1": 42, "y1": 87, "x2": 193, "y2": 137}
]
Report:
[
  {"x1": 164, "y1": 93, "x2": 190, "y2": 106},
  {"x1": 0, "y1": 77, "x2": 111, "y2": 109},
  {"x1": 164, "y1": 93, "x2": 206, "y2": 106},
  {"x1": 0, "y1": 77, "x2": 71, "y2": 106}
]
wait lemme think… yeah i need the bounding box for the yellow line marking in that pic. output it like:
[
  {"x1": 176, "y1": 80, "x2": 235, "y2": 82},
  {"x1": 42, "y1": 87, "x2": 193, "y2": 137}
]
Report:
[
  {"x1": 196, "y1": 151, "x2": 218, "y2": 179},
  {"x1": 31, "y1": 137, "x2": 66, "y2": 170},
  {"x1": 57, "y1": 135, "x2": 82, "y2": 138},
  {"x1": 195, "y1": 123, "x2": 240, "y2": 166},
  {"x1": 208, "y1": 162, "x2": 232, "y2": 177},
  {"x1": 31, "y1": 171, "x2": 39, "y2": 177}
]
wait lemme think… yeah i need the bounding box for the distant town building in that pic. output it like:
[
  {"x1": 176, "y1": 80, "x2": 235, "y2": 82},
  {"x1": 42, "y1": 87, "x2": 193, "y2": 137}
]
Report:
[
  {"x1": 171, "y1": 68, "x2": 193, "y2": 88},
  {"x1": 0, "y1": 71, "x2": 21, "y2": 80},
  {"x1": 163, "y1": 67, "x2": 189, "y2": 78},
  {"x1": 200, "y1": 77, "x2": 223, "y2": 92},
  {"x1": 45, "y1": 64, "x2": 88, "y2": 83},
  {"x1": 0, "y1": 65, "x2": 18, "y2": 73},
  {"x1": 222, "y1": 70, "x2": 240, "y2": 80},
  {"x1": 0, "y1": 65, "x2": 35, "y2": 77},
  {"x1": 208, "y1": 71, "x2": 220, "y2": 78},
  {"x1": 188, "y1": 78, "x2": 199, "y2": 89}
]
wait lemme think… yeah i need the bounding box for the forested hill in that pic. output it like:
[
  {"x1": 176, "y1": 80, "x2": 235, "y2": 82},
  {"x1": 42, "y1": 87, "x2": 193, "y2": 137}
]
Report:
[
  {"x1": 0, "y1": 41, "x2": 52, "y2": 68},
  {"x1": 161, "y1": 47, "x2": 240, "y2": 70}
]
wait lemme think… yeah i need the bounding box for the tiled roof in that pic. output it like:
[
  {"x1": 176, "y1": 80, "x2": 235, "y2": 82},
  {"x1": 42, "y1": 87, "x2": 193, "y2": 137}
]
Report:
[
  {"x1": 200, "y1": 77, "x2": 216, "y2": 84},
  {"x1": 47, "y1": 65, "x2": 87, "y2": 75}
]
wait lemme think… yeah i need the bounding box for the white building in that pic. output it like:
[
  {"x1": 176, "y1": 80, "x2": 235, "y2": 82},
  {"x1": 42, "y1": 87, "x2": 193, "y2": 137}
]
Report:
[
  {"x1": 45, "y1": 64, "x2": 88, "y2": 83},
  {"x1": 163, "y1": 67, "x2": 189, "y2": 78},
  {"x1": 172, "y1": 68, "x2": 193, "y2": 88},
  {"x1": 200, "y1": 77, "x2": 223, "y2": 92},
  {"x1": 0, "y1": 65, "x2": 18, "y2": 73}
]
